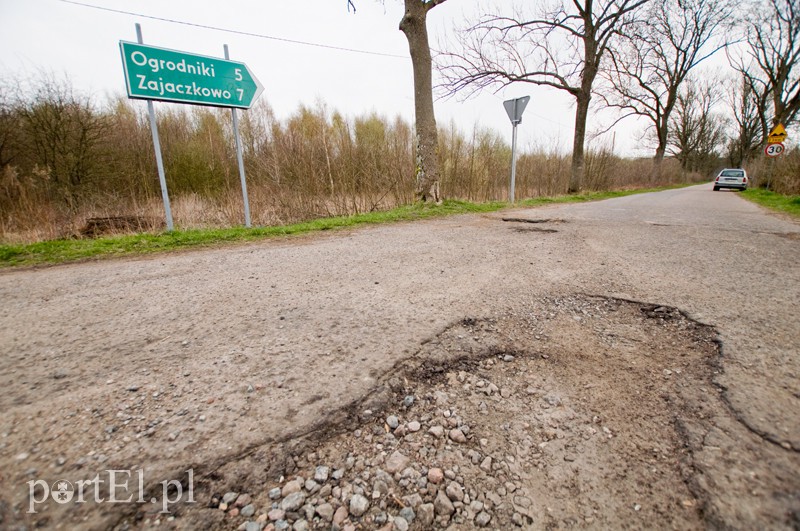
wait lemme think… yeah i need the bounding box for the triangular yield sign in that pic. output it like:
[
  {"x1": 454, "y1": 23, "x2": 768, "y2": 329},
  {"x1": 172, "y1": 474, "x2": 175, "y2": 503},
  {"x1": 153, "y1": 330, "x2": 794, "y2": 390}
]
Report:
[{"x1": 503, "y1": 96, "x2": 530, "y2": 125}]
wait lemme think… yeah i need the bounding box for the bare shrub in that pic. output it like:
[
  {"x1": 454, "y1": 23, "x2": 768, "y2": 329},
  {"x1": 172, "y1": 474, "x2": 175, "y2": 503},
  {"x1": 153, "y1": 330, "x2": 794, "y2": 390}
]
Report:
[
  {"x1": 584, "y1": 146, "x2": 618, "y2": 191},
  {"x1": 746, "y1": 149, "x2": 800, "y2": 194},
  {"x1": 773, "y1": 150, "x2": 800, "y2": 195},
  {"x1": 1, "y1": 76, "x2": 723, "y2": 245},
  {"x1": 516, "y1": 146, "x2": 571, "y2": 197}
]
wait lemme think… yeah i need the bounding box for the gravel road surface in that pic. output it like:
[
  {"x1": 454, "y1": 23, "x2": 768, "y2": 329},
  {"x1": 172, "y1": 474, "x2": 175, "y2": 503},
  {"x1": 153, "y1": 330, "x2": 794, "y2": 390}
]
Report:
[{"x1": 1, "y1": 184, "x2": 798, "y2": 530}]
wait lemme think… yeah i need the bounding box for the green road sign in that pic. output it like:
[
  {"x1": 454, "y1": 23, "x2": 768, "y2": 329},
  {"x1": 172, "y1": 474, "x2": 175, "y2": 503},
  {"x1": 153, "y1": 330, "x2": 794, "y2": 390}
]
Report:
[{"x1": 120, "y1": 41, "x2": 263, "y2": 109}]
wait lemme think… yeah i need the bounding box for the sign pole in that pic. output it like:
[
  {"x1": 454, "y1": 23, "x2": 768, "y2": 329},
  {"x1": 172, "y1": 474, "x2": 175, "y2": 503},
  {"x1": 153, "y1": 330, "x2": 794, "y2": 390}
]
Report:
[
  {"x1": 224, "y1": 45, "x2": 252, "y2": 228},
  {"x1": 510, "y1": 119, "x2": 518, "y2": 203},
  {"x1": 765, "y1": 124, "x2": 789, "y2": 190},
  {"x1": 136, "y1": 24, "x2": 174, "y2": 231},
  {"x1": 503, "y1": 96, "x2": 529, "y2": 204}
]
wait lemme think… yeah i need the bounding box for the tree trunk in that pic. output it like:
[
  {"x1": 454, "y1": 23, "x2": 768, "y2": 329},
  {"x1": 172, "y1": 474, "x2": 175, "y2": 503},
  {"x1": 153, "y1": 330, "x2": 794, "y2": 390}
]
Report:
[
  {"x1": 651, "y1": 145, "x2": 666, "y2": 182},
  {"x1": 651, "y1": 120, "x2": 668, "y2": 183},
  {"x1": 569, "y1": 92, "x2": 590, "y2": 193},
  {"x1": 570, "y1": 23, "x2": 599, "y2": 195},
  {"x1": 400, "y1": 0, "x2": 441, "y2": 203},
  {"x1": 653, "y1": 88, "x2": 679, "y2": 183}
]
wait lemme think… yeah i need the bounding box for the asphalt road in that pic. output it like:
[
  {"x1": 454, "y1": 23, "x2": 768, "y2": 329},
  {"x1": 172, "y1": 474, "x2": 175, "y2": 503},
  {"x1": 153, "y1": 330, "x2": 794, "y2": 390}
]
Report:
[{"x1": 1, "y1": 183, "x2": 798, "y2": 528}]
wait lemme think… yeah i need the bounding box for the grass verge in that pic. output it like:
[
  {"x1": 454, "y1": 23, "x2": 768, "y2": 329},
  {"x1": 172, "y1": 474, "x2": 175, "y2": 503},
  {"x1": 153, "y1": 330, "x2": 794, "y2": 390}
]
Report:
[
  {"x1": 740, "y1": 189, "x2": 800, "y2": 218},
  {"x1": 0, "y1": 187, "x2": 686, "y2": 268}
]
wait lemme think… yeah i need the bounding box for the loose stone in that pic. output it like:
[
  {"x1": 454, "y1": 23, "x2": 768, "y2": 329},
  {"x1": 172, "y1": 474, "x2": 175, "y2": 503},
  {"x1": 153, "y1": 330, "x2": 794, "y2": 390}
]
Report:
[
  {"x1": 349, "y1": 493, "x2": 370, "y2": 517},
  {"x1": 427, "y1": 468, "x2": 444, "y2": 484},
  {"x1": 434, "y1": 490, "x2": 455, "y2": 516},
  {"x1": 280, "y1": 492, "x2": 306, "y2": 512},
  {"x1": 393, "y1": 516, "x2": 409, "y2": 531},
  {"x1": 475, "y1": 511, "x2": 492, "y2": 527},
  {"x1": 446, "y1": 481, "x2": 464, "y2": 502},
  {"x1": 315, "y1": 503, "x2": 334, "y2": 521},
  {"x1": 235, "y1": 494, "x2": 252, "y2": 507},
  {"x1": 417, "y1": 503, "x2": 435, "y2": 526},
  {"x1": 428, "y1": 425, "x2": 445, "y2": 438},
  {"x1": 385, "y1": 451, "x2": 410, "y2": 474},
  {"x1": 399, "y1": 506, "x2": 416, "y2": 523},
  {"x1": 333, "y1": 505, "x2": 349, "y2": 525},
  {"x1": 281, "y1": 480, "x2": 302, "y2": 497},
  {"x1": 314, "y1": 465, "x2": 330, "y2": 482},
  {"x1": 448, "y1": 428, "x2": 467, "y2": 443}
]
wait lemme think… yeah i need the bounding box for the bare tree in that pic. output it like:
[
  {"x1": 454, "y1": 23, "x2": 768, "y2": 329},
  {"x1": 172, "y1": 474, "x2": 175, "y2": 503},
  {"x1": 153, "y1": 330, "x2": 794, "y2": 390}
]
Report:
[
  {"x1": 353, "y1": 0, "x2": 447, "y2": 202},
  {"x1": 729, "y1": 0, "x2": 800, "y2": 134},
  {"x1": 602, "y1": 0, "x2": 731, "y2": 180},
  {"x1": 726, "y1": 73, "x2": 766, "y2": 165},
  {"x1": 438, "y1": 0, "x2": 649, "y2": 193},
  {"x1": 668, "y1": 79, "x2": 727, "y2": 174}
]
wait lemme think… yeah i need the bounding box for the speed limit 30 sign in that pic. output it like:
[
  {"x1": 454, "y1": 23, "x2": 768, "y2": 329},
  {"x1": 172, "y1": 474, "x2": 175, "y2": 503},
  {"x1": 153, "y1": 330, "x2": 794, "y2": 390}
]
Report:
[{"x1": 765, "y1": 143, "x2": 785, "y2": 157}]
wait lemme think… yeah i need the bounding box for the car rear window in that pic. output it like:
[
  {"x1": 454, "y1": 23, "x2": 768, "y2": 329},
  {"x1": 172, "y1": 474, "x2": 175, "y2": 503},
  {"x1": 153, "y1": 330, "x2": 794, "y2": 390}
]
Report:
[{"x1": 721, "y1": 170, "x2": 744, "y2": 177}]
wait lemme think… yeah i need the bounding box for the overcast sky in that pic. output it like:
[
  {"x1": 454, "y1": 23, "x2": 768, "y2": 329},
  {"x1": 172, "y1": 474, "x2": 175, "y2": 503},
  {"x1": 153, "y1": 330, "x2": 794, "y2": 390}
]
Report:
[{"x1": 1, "y1": 0, "x2": 654, "y2": 156}]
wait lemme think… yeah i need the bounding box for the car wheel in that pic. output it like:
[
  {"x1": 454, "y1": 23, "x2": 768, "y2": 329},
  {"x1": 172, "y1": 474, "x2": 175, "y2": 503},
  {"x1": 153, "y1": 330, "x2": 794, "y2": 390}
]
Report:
[{"x1": 713, "y1": 186, "x2": 719, "y2": 191}]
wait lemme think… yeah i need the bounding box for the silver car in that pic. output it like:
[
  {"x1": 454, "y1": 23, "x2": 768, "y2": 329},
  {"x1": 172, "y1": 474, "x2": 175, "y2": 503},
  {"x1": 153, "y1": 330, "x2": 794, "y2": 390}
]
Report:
[{"x1": 713, "y1": 169, "x2": 748, "y2": 191}]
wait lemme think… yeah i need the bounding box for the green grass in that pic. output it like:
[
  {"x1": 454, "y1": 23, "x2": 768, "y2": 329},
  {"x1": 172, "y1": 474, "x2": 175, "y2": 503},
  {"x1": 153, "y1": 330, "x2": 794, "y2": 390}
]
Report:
[
  {"x1": 0, "y1": 187, "x2": 687, "y2": 268},
  {"x1": 740, "y1": 189, "x2": 800, "y2": 218}
]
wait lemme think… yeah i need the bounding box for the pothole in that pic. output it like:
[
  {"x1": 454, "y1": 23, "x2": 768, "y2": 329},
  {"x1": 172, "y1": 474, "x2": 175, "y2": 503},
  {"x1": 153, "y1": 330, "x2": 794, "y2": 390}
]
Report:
[
  {"x1": 501, "y1": 218, "x2": 566, "y2": 224},
  {"x1": 512, "y1": 227, "x2": 558, "y2": 233},
  {"x1": 128, "y1": 295, "x2": 736, "y2": 531}
]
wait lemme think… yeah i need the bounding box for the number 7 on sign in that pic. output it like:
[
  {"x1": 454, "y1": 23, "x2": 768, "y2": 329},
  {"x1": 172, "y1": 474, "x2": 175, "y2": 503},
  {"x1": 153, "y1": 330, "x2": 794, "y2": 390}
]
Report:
[{"x1": 234, "y1": 68, "x2": 244, "y2": 101}]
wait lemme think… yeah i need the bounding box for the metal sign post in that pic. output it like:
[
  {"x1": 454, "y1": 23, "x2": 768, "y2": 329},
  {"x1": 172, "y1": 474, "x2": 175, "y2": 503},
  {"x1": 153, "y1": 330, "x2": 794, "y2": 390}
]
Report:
[
  {"x1": 503, "y1": 96, "x2": 530, "y2": 203},
  {"x1": 136, "y1": 23, "x2": 174, "y2": 231},
  {"x1": 225, "y1": 44, "x2": 252, "y2": 228},
  {"x1": 765, "y1": 124, "x2": 789, "y2": 190},
  {"x1": 122, "y1": 26, "x2": 264, "y2": 231}
]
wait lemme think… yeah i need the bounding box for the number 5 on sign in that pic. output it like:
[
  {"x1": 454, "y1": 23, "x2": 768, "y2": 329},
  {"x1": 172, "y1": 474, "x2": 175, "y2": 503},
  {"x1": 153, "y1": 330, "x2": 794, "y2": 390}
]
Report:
[{"x1": 765, "y1": 143, "x2": 784, "y2": 157}]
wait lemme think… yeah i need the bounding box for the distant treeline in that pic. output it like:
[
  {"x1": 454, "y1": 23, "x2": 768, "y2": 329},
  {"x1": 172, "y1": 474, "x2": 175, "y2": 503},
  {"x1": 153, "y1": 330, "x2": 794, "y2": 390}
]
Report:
[{"x1": 0, "y1": 76, "x2": 795, "y2": 243}]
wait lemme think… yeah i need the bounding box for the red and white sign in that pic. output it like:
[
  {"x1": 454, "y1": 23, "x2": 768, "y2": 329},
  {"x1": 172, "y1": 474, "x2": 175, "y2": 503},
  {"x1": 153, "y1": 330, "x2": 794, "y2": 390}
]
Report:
[{"x1": 765, "y1": 143, "x2": 785, "y2": 157}]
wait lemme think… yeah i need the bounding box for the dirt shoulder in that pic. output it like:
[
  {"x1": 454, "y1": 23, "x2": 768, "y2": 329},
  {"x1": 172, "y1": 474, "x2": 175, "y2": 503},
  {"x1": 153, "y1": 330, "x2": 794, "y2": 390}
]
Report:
[{"x1": 0, "y1": 185, "x2": 798, "y2": 529}]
